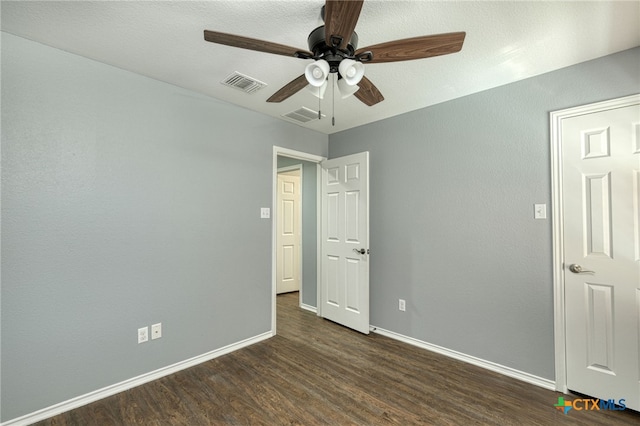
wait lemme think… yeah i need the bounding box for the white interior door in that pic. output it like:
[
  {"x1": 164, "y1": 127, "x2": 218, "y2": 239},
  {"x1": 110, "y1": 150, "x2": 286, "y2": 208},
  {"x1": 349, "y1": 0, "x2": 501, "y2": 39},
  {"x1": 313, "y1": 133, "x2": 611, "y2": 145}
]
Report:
[
  {"x1": 276, "y1": 170, "x2": 301, "y2": 294},
  {"x1": 561, "y1": 97, "x2": 640, "y2": 410},
  {"x1": 321, "y1": 152, "x2": 369, "y2": 334}
]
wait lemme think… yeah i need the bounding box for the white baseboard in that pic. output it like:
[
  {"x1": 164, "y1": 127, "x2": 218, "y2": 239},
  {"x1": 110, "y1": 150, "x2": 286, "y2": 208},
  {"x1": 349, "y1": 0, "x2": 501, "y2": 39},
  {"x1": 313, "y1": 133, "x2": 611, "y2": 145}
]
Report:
[
  {"x1": 2, "y1": 331, "x2": 273, "y2": 426},
  {"x1": 5, "y1": 326, "x2": 555, "y2": 425},
  {"x1": 370, "y1": 326, "x2": 555, "y2": 391},
  {"x1": 300, "y1": 303, "x2": 317, "y2": 313}
]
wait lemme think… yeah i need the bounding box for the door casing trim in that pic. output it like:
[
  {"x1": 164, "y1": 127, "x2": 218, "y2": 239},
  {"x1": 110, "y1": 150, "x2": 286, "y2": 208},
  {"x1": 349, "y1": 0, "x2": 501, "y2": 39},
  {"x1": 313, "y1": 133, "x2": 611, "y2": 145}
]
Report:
[{"x1": 550, "y1": 93, "x2": 640, "y2": 393}]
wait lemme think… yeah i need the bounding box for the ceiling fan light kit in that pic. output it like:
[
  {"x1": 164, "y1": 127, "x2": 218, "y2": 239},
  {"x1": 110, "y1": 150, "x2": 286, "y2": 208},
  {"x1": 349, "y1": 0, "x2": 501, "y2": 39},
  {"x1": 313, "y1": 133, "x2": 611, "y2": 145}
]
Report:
[
  {"x1": 204, "y1": 0, "x2": 465, "y2": 109},
  {"x1": 302, "y1": 24, "x2": 365, "y2": 100}
]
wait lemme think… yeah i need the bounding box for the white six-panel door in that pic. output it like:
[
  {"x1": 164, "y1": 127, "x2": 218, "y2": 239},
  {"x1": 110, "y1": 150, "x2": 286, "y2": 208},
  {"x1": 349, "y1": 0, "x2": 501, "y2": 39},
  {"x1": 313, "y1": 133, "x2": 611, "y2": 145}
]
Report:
[
  {"x1": 559, "y1": 96, "x2": 640, "y2": 410},
  {"x1": 321, "y1": 152, "x2": 370, "y2": 334},
  {"x1": 276, "y1": 170, "x2": 301, "y2": 294}
]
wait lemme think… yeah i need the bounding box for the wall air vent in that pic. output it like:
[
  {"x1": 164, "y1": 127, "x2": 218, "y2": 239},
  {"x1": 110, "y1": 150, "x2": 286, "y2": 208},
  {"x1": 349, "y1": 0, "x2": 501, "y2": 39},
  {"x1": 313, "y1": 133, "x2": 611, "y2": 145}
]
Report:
[
  {"x1": 283, "y1": 107, "x2": 326, "y2": 123},
  {"x1": 221, "y1": 72, "x2": 266, "y2": 94}
]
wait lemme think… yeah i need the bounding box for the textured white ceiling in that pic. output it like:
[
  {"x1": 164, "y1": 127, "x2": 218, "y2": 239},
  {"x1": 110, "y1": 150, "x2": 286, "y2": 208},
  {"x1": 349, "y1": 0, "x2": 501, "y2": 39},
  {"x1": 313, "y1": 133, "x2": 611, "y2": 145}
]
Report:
[{"x1": 2, "y1": 1, "x2": 639, "y2": 134}]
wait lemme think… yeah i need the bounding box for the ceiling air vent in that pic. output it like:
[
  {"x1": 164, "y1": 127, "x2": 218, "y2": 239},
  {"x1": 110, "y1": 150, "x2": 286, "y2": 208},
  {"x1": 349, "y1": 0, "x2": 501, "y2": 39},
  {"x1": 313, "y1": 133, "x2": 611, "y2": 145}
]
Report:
[
  {"x1": 283, "y1": 107, "x2": 326, "y2": 123},
  {"x1": 221, "y1": 72, "x2": 266, "y2": 94}
]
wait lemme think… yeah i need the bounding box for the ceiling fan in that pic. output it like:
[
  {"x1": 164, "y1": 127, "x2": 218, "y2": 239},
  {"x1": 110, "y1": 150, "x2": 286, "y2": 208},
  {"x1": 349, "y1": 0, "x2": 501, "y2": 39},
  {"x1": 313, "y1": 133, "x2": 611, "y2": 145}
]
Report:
[{"x1": 204, "y1": 0, "x2": 465, "y2": 107}]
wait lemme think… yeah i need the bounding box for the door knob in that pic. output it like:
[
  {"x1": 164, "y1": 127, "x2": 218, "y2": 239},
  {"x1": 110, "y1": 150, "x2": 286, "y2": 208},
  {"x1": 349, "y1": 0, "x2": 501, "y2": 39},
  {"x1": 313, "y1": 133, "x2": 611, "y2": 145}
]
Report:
[
  {"x1": 568, "y1": 264, "x2": 595, "y2": 274},
  {"x1": 353, "y1": 248, "x2": 366, "y2": 255}
]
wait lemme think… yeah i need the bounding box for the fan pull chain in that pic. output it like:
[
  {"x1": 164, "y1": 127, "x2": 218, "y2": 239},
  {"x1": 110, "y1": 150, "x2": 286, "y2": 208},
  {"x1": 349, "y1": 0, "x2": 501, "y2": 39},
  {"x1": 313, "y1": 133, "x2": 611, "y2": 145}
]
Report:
[
  {"x1": 318, "y1": 86, "x2": 321, "y2": 120},
  {"x1": 332, "y1": 74, "x2": 336, "y2": 126}
]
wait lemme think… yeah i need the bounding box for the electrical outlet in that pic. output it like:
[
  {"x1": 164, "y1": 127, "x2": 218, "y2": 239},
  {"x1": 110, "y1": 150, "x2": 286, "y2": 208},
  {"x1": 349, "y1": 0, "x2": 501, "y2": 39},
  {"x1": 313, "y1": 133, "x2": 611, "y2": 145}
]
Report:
[
  {"x1": 151, "y1": 323, "x2": 162, "y2": 340},
  {"x1": 399, "y1": 299, "x2": 406, "y2": 312},
  {"x1": 138, "y1": 326, "x2": 149, "y2": 344}
]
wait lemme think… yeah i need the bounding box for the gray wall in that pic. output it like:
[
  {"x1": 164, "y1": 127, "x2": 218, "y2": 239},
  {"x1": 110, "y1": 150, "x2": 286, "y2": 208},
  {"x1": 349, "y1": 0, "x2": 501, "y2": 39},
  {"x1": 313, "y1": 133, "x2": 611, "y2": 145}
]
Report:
[
  {"x1": 329, "y1": 47, "x2": 640, "y2": 381},
  {"x1": 277, "y1": 157, "x2": 318, "y2": 308},
  {"x1": 0, "y1": 33, "x2": 327, "y2": 422}
]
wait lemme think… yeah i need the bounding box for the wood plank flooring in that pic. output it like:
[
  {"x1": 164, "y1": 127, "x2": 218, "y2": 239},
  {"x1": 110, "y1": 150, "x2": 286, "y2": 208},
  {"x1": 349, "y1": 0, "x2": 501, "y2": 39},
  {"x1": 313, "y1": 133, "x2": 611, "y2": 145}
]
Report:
[{"x1": 36, "y1": 292, "x2": 639, "y2": 425}]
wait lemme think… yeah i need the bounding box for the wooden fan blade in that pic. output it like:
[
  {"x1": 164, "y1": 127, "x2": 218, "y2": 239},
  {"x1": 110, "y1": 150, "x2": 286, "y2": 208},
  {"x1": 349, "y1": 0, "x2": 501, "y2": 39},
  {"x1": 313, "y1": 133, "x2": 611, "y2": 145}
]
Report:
[
  {"x1": 354, "y1": 76, "x2": 384, "y2": 106},
  {"x1": 267, "y1": 75, "x2": 309, "y2": 103},
  {"x1": 324, "y1": 0, "x2": 364, "y2": 50},
  {"x1": 204, "y1": 30, "x2": 312, "y2": 58},
  {"x1": 356, "y1": 32, "x2": 466, "y2": 64}
]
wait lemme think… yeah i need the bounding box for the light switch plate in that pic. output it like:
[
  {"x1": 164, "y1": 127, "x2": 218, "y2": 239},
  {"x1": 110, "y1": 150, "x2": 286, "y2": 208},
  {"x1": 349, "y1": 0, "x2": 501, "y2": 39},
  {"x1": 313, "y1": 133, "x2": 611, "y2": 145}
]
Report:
[
  {"x1": 260, "y1": 207, "x2": 270, "y2": 219},
  {"x1": 534, "y1": 204, "x2": 547, "y2": 219}
]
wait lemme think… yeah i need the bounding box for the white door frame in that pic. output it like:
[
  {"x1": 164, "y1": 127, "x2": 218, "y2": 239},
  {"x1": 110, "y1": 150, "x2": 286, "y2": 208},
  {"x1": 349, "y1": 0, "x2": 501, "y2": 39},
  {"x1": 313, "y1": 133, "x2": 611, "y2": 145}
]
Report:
[
  {"x1": 272, "y1": 146, "x2": 326, "y2": 334},
  {"x1": 550, "y1": 93, "x2": 640, "y2": 393}
]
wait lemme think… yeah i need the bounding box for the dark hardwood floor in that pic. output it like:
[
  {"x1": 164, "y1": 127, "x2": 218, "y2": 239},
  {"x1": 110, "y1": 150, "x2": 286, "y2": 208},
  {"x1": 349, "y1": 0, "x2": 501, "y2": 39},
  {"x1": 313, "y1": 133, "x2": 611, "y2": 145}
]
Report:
[{"x1": 37, "y1": 292, "x2": 639, "y2": 425}]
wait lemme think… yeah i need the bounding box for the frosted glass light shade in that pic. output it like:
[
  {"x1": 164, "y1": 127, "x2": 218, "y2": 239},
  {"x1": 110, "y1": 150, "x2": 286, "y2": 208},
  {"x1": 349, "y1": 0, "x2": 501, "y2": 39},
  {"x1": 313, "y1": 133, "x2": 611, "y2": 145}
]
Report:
[
  {"x1": 337, "y1": 78, "x2": 360, "y2": 98},
  {"x1": 338, "y1": 59, "x2": 364, "y2": 86},
  {"x1": 306, "y1": 81, "x2": 328, "y2": 99},
  {"x1": 305, "y1": 60, "x2": 330, "y2": 87}
]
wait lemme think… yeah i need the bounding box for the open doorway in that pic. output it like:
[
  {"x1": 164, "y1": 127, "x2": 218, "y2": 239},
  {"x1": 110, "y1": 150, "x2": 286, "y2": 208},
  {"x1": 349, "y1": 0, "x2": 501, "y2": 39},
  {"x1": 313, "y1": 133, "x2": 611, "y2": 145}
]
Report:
[
  {"x1": 276, "y1": 166, "x2": 302, "y2": 295},
  {"x1": 272, "y1": 147, "x2": 325, "y2": 333}
]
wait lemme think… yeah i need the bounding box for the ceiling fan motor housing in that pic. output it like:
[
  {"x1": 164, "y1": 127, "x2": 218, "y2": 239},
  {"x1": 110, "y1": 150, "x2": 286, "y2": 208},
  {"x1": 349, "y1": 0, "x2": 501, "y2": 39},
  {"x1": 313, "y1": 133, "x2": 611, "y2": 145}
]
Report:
[{"x1": 307, "y1": 26, "x2": 359, "y2": 73}]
